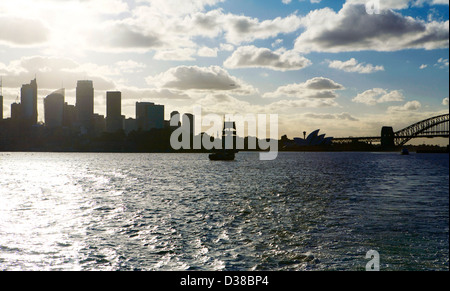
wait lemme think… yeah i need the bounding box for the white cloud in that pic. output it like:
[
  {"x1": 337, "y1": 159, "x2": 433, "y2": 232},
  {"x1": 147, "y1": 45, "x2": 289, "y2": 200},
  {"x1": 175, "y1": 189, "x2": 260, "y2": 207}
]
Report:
[
  {"x1": 436, "y1": 57, "x2": 449, "y2": 68},
  {"x1": 388, "y1": 100, "x2": 422, "y2": 112},
  {"x1": 328, "y1": 58, "x2": 384, "y2": 74},
  {"x1": 224, "y1": 46, "x2": 312, "y2": 71},
  {"x1": 352, "y1": 88, "x2": 405, "y2": 105},
  {"x1": 146, "y1": 65, "x2": 257, "y2": 95},
  {"x1": 120, "y1": 87, "x2": 191, "y2": 101},
  {"x1": 443, "y1": 97, "x2": 449, "y2": 106},
  {"x1": 294, "y1": 3, "x2": 449, "y2": 53},
  {"x1": 268, "y1": 98, "x2": 339, "y2": 110},
  {"x1": 153, "y1": 48, "x2": 197, "y2": 61},
  {"x1": 136, "y1": 0, "x2": 225, "y2": 16},
  {"x1": 0, "y1": 56, "x2": 115, "y2": 91},
  {"x1": 221, "y1": 13, "x2": 303, "y2": 45},
  {"x1": 346, "y1": 0, "x2": 449, "y2": 10},
  {"x1": 304, "y1": 112, "x2": 359, "y2": 121},
  {"x1": 420, "y1": 64, "x2": 428, "y2": 69},
  {"x1": 197, "y1": 47, "x2": 219, "y2": 58},
  {"x1": 0, "y1": 16, "x2": 50, "y2": 46},
  {"x1": 263, "y1": 77, "x2": 345, "y2": 99}
]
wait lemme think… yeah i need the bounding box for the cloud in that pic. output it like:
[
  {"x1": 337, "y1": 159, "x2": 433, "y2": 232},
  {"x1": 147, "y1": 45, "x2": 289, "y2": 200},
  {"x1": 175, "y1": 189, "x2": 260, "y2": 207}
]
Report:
[
  {"x1": 268, "y1": 98, "x2": 339, "y2": 110},
  {"x1": 352, "y1": 88, "x2": 405, "y2": 105},
  {"x1": 294, "y1": 3, "x2": 449, "y2": 53},
  {"x1": 198, "y1": 47, "x2": 219, "y2": 58},
  {"x1": 328, "y1": 58, "x2": 384, "y2": 74},
  {"x1": 224, "y1": 46, "x2": 312, "y2": 71},
  {"x1": 136, "y1": 0, "x2": 225, "y2": 16},
  {"x1": 0, "y1": 16, "x2": 50, "y2": 46},
  {"x1": 146, "y1": 66, "x2": 257, "y2": 95},
  {"x1": 0, "y1": 56, "x2": 123, "y2": 91},
  {"x1": 346, "y1": 0, "x2": 449, "y2": 10},
  {"x1": 120, "y1": 87, "x2": 191, "y2": 101},
  {"x1": 435, "y1": 57, "x2": 449, "y2": 68},
  {"x1": 222, "y1": 13, "x2": 303, "y2": 44},
  {"x1": 388, "y1": 100, "x2": 422, "y2": 112},
  {"x1": 304, "y1": 112, "x2": 359, "y2": 121},
  {"x1": 194, "y1": 93, "x2": 264, "y2": 115},
  {"x1": 263, "y1": 77, "x2": 345, "y2": 99},
  {"x1": 443, "y1": 97, "x2": 449, "y2": 106},
  {"x1": 154, "y1": 48, "x2": 197, "y2": 61}
]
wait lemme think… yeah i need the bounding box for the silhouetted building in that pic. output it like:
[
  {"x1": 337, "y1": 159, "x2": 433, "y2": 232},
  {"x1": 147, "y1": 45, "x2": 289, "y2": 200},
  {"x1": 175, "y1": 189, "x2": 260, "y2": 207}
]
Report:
[
  {"x1": 93, "y1": 114, "x2": 105, "y2": 136},
  {"x1": 63, "y1": 103, "x2": 76, "y2": 128},
  {"x1": 76, "y1": 80, "x2": 94, "y2": 132},
  {"x1": 136, "y1": 102, "x2": 165, "y2": 131},
  {"x1": 184, "y1": 113, "x2": 195, "y2": 136},
  {"x1": 106, "y1": 91, "x2": 123, "y2": 133},
  {"x1": 284, "y1": 130, "x2": 333, "y2": 149},
  {"x1": 11, "y1": 103, "x2": 22, "y2": 120},
  {"x1": 171, "y1": 111, "x2": 181, "y2": 128},
  {"x1": 124, "y1": 118, "x2": 137, "y2": 135},
  {"x1": 0, "y1": 95, "x2": 3, "y2": 120},
  {"x1": 20, "y1": 78, "x2": 38, "y2": 125},
  {"x1": 44, "y1": 89, "x2": 65, "y2": 128}
]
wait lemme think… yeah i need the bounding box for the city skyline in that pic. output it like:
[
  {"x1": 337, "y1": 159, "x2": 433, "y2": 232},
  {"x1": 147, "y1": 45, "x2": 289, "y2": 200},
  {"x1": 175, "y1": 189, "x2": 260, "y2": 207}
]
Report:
[{"x1": 0, "y1": 0, "x2": 449, "y2": 143}]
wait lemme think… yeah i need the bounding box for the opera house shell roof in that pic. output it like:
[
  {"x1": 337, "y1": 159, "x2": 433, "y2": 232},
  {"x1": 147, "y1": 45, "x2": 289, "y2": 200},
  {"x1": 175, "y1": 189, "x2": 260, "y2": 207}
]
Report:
[{"x1": 290, "y1": 130, "x2": 333, "y2": 147}]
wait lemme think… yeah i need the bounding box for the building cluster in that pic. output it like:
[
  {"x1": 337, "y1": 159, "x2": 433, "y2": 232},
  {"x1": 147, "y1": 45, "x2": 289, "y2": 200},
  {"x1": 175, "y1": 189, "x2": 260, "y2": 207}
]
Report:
[{"x1": 0, "y1": 78, "x2": 191, "y2": 137}]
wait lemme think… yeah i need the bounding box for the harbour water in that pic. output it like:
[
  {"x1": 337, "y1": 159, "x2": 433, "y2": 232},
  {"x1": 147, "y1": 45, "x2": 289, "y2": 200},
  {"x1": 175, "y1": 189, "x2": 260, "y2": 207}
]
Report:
[{"x1": 0, "y1": 152, "x2": 448, "y2": 271}]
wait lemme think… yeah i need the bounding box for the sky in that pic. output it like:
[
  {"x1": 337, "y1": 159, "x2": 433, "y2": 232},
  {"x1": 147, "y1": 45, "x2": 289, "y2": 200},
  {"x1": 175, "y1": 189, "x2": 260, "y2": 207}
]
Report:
[{"x1": 0, "y1": 0, "x2": 449, "y2": 142}]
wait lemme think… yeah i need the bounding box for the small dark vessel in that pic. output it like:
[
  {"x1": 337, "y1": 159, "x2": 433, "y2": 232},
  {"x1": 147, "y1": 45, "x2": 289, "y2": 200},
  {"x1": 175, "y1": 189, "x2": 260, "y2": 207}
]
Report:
[
  {"x1": 401, "y1": 148, "x2": 410, "y2": 155},
  {"x1": 209, "y1": 150, "x2": 236, "y2": 161},
  {"x1": 209, "y1": 120, "x2": 238, "y2": 161}
]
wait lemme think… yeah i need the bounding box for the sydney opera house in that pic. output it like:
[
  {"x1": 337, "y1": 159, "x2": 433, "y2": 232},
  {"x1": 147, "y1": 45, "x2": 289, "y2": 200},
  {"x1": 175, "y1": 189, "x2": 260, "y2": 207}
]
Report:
[{"x1": 283, "y1": 129, "x2": 333, "y2": 149}]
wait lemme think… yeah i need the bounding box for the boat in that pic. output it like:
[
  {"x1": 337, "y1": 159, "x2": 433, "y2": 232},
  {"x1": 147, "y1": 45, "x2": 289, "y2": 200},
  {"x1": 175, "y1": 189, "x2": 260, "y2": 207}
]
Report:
[
  {"x1": 401, "y1": 148, "x2": 410, "y2": 155},
  {"x1": 209, "y1": 120, "x2": 238, "y2": 161},
  {"x1": 209, "y1": 150, "x2": 236, "y2": 161}
]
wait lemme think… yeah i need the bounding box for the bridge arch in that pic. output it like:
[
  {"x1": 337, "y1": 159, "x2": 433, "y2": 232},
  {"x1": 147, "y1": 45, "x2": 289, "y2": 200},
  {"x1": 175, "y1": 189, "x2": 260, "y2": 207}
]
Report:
[{"x1": 395, "y1": 114, "x2": 449, "y2": 146}]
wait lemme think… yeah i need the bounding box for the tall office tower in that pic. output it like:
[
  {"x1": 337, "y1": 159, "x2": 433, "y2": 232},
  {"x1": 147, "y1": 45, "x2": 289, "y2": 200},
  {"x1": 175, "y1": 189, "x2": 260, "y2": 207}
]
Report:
[
  {"x1": 11, "y1": 103, "x2": 22, "y2": 120},
  {"x1": 0, "y1": 77, "x2": 3, "y2": 120},
  {"x1": 44, "y1": 89, "x2": 65, "y2": 128},
  {"x1": 106, "y1": 91, "x2": 123, "y2": 133},
  {"x1": 0, "y1": 95, "x2": 3, "y2": 120},
  {"x1": 170, "y1": 111, "x2": 181, "y2": 128},
  {"x1": 136, "y1": 102, "x2": 165, "y2": 131},
  {"x1": 63, "y1": 103, "x2": 76, "y2": 128},
  {"x1": 148, "y1": 104, "x2": 164, "y2": 130},
  {"x1": 20, "y1": 78, "x2": 38, "y2": 125},
  {"x1": 184, "y1": 113, "x2": 195, "y2": 136},
  {"x1": 93, "y1": 114, "x2": 106, "y2": 136},
  {"x1": 76, "y1": 80, "x2": 94, "y2": 131}
]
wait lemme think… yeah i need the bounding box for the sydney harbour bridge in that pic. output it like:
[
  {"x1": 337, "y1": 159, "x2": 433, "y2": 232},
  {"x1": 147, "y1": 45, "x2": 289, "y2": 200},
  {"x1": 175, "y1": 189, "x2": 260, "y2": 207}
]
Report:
[{"x1": 333, "y1": 113, "x2": 449, "y2": 147}]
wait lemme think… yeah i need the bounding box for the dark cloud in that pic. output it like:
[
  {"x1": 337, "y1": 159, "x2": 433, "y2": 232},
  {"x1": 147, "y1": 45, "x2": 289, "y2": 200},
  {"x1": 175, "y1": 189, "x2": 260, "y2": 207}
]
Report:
[{"x1": 295, "y1": 3, "x2": 449, "y2": 52}]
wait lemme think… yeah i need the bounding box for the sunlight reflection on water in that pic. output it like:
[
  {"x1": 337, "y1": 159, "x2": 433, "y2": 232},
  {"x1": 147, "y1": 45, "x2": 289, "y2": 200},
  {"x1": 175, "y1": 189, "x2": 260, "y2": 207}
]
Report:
[{"x1": 0, "y1": 152, "x2": 448, "y2": 271}]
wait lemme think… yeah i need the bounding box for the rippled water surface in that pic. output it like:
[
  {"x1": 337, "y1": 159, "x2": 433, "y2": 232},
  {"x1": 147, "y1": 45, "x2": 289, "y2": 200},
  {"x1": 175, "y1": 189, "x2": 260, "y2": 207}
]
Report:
[{"x1": 0, "y1": 152, "x2": 448, "y2": 271}]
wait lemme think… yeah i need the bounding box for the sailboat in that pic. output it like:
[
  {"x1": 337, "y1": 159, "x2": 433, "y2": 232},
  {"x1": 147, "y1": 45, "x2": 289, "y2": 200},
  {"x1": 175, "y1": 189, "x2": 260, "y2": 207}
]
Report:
[{"x1": 209, "y1": 120, "x2": 238, "y2": 161}]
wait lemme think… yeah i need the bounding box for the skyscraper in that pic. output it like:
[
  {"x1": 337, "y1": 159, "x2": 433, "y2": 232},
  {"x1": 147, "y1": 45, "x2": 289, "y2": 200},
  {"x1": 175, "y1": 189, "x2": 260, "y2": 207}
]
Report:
[
  {"x1": 106, "y1": 91, "x2": 123, "y2": 133},
  {"x1": 184, "y1": 113, "x2": 195, "y2": 136},
  {"x1": 76, "y1": 80, "x2": 94, "y2": 131},
  {"x1": 11, "y1": 103, "x2": 22, "y2": 120},
  {"x1": 44, "y1": 89, "x2": 65, "y2": 128},
  {"x1": 0, "y1": 77, "x2": 3, "y2": 120},
  {"x1": 136, "y1": 102, "x2": 165, "y2": 131},
  {"x1": 20, "y1": 78, "x2": 38, "y2": 125},
  {"x1": 0, "y1": 95, "x2": 3, "y2": 121},
  {"x1": 170, "y1": 111, "x2": 181, "y2": 128}
]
